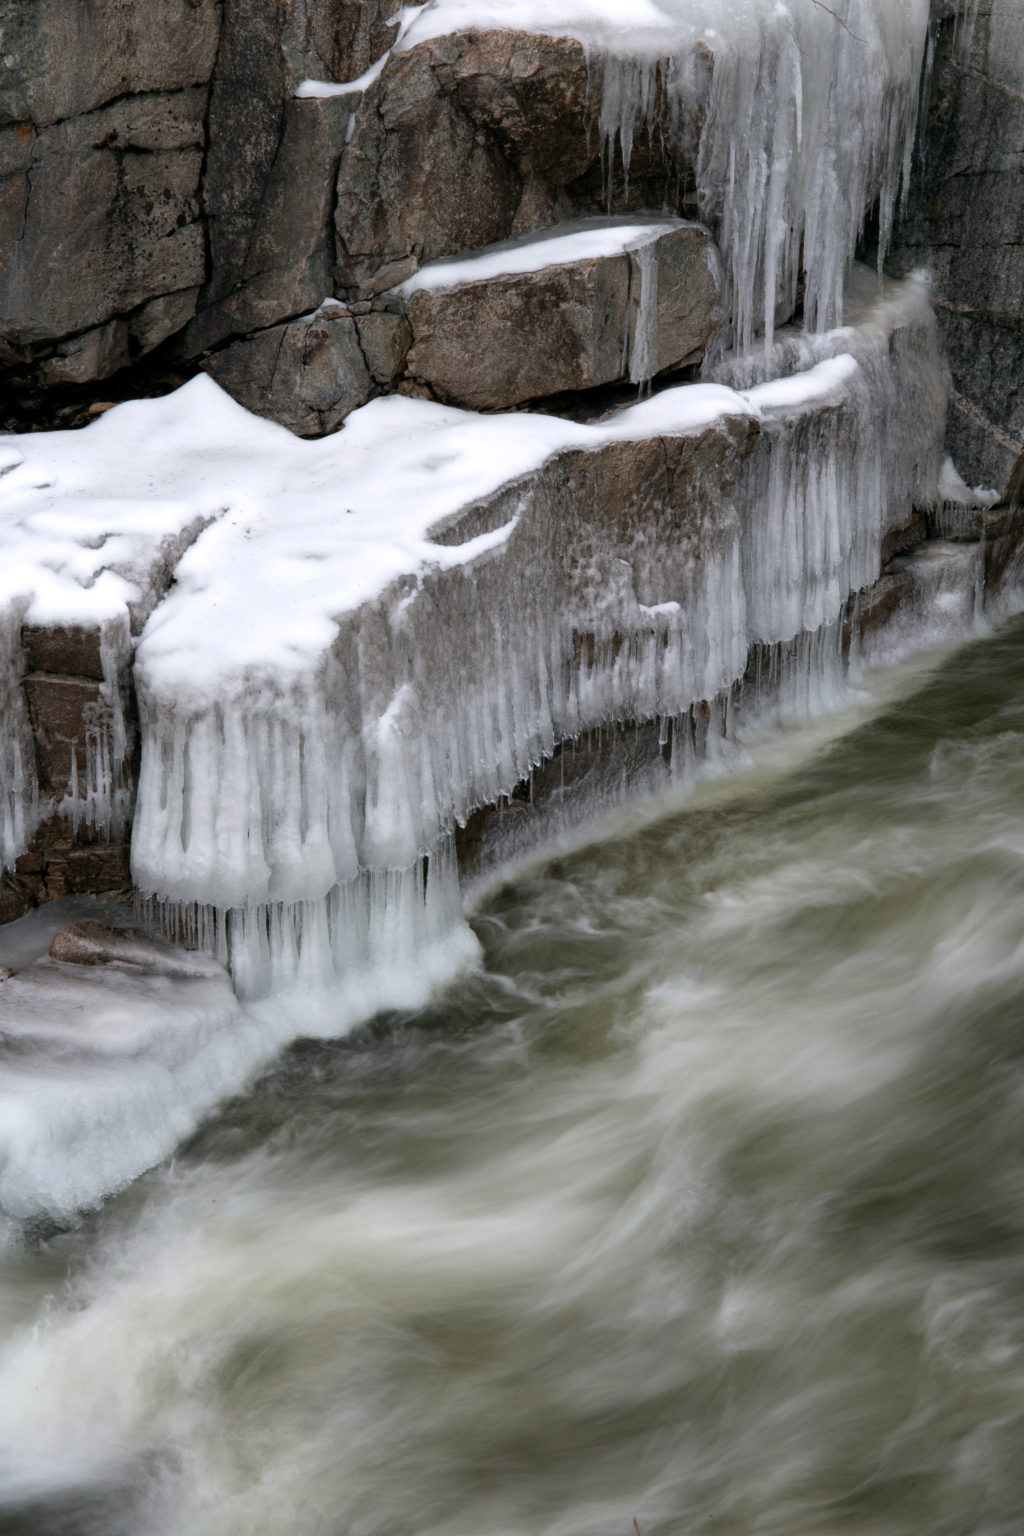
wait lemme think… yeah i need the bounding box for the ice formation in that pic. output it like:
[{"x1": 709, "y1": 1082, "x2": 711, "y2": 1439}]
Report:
[
  {"x1": 0, "y1": 4, "x2": 981, "y2": 1030},
  {"x1": 396, "y1": 0, "x2": 932, "y2": 351},
  {"x1": 67, "y1": 271, "x2": 937, "y2": 998},
  {"x1": 0, "y1": 403, "x2": 227, "y2": 868}
]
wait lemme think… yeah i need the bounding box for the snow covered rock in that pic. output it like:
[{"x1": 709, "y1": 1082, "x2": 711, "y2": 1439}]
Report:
[
  {"x1": 334, "y1": 29, "x2": 703, "y2": 301},
  {"x1": 398, "y1": 216, "x2": 721, "y2": 409}
]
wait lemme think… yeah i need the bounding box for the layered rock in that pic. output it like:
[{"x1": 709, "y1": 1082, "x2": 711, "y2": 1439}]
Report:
[{"x1": 202, "y1": 217, "x2": 722, "y2": 428}]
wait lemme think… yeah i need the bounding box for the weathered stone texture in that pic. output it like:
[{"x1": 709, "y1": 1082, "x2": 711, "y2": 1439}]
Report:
[
  {"x1": 335, "y1": 32, "x2": 707, "y2": 298},
  {"x1": 402, "y1": 223, "x2": 721, "y2": 411},
  {"x1": 0, "y1": 0, "x2": 220, "y2": 127},
  {"x1": 280, "y1": 0, "x2": 402, "y2": 87},
  {"x1": 1, "y1": 88, "x2": 207, "y2": 349},
  {"x1": 892, "y1": 0, "x2": 1024, "y2": 492},
  {"x1": 202, "y1": 307, "x2": 375, "y2": 434}
]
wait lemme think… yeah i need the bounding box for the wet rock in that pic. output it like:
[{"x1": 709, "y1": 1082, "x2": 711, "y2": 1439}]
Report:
[
  {"x1": 202, "y1": 308, "x2": 375, "y2": 436},
  {"x1": 400, "y1": 221, "x2": 721, "y2": 410}
]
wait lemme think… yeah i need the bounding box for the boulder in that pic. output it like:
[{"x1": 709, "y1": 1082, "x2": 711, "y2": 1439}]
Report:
[
  {"x1": 48, "y1": 920, "x2": 212, "y2": 975},
  {"x1": 400, "y1": 219, "x2": 722, "y2": 410},
  {"x1": 201, "y1": 306, "x2": 375, "y2": 435}
]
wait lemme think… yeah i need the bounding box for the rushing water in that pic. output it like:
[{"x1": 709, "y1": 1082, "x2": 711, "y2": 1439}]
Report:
[{"x1": 4, "y1": 617, "x2": 1024, "y2": 1535}]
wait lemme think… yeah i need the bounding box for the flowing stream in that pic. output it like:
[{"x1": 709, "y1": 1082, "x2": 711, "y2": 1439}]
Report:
[{"x1": 3, "y1": 616, "x2": 1024, "y2": 1535}]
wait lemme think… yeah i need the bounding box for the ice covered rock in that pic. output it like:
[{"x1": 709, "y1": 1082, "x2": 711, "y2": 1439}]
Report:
[
  {"x1": 0, "y1": 385, "x2": 272, "y2": 876},
  {"x1": 73, "y1": 270, "x2": 939, "y2": 997},
  {"x1": 334, "y1": 29, "x2": 701, "y2": 299},
  {"x1": 338, "y1": 0, "x2": 931, "y2": 352},
  {"x1": 397, "y1": 215, "x2": 721, "y2": 409}
]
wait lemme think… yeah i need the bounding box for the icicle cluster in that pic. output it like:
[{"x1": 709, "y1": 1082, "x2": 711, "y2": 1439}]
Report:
[
  {"x1": 127, "y1": 275, "x2": 945, "y2": 996},
  {"x1": 0, "y1": 602, "x2": 38, "y2": 872}
]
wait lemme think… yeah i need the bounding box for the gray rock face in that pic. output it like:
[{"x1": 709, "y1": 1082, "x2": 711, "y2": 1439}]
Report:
[
  {"x1": 181, "y1": 93, "x2": 357, "y2": 358},
  {"x1": 401, "y1": 221, "x2": 722, "y2": 411},
  {"x1": 0, "y1": 0, "x2": 220, "y2": 127},
  {"x1": 892, "y1": 0, "x2": 1024, "y2": 492},
  {"x1": 201, "y1": 307, "x2": 377, "y2": 436},
  {"x1": 1, "y1": 89, "x2": 207, "y2": 351}
]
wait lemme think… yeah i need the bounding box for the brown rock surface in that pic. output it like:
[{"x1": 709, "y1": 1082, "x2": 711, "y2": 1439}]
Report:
[
  {"x1": 335, "y1": 31, "x2": 708, "y2": 298},
  {"x1": 401, "y1": 221, "x2": 721, "y2": 410},
  {"x1": 22, "y1": 676, "x2": 107, "y2": 798}
]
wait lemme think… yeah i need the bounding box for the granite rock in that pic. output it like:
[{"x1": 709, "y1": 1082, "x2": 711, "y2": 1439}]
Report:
[
  {"x1": 401, "y1": 222, "x2": 721, "y2": 410},
  {"x1": 202, "y1": 308, "x2": 375, "y2": 435}
]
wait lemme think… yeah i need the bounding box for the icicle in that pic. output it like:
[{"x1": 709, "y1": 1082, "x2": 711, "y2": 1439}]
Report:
[{"x1": 629, "y1": 239, "x2": 659, "y2": 388}]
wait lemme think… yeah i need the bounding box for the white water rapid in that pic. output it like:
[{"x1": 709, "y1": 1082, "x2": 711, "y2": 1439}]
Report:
[{"x1": 2, "y1": 617, "x2": 1024, "y2": 1533}]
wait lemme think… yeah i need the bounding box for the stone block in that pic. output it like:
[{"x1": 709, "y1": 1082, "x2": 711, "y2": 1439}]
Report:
[
  {"x1": 21, "y1": 625, "x2": 104, "y2": 681},
  {"x1": 401, "y1": 221, "x2": 721, "y2": 410},
  {"x1": 201, "y1": 310, "x2": 374, "y2": 436},
  {"x1": 335, "y1": 30, "x2": 708, "y2": 297},
  {"x1": 355, "y1": 312, "x2": 412, "y2": 384},
  {"x1": 22, "y1": 675, "x2": 106, "y2": 796}
]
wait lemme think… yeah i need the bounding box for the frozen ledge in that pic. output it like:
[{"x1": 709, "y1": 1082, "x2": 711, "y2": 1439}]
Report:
[
  {"x1": 394, "y1": 215, "x2": 694, "y2": 295},
  {"x1": 0, "y1": 273, "x2": 945, "y2": 991}
]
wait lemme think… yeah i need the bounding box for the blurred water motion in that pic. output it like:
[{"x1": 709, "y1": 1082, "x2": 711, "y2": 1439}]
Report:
[{"x1": 3, "y1": 620, "x2": 1024, "y2": 1534}]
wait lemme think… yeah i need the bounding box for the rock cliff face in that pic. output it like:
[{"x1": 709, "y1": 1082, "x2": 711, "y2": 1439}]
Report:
[
  {"x1": 1, "y1": 0, "x2": 1022, "y2": 989},
  {"x1": 893, "y1": 0, "x2": 1024, "y2": 494}
]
